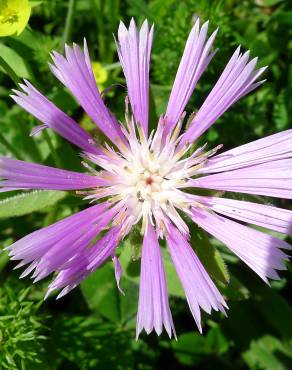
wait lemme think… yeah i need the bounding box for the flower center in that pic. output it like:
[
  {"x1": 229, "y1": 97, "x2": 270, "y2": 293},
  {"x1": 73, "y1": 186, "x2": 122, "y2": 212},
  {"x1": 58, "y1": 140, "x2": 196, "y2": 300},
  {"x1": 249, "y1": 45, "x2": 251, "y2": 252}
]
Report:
[
  {"x1": 0, "y1": 10, "x2": 18, "y2": 25},
  {"x1": 135, "y1": 170, "x2": 165, "y2": 202},
  {"x1": 145, "y1": 175, "x2": 154, "y2": 186},
  {"x1": 82, "y1": 116, "x2": 223, "y2": 237}
]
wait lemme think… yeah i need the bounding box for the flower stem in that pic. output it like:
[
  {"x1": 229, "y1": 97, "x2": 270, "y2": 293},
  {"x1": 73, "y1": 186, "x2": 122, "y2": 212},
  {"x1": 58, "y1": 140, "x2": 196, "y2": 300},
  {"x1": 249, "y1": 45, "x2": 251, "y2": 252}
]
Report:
[
  {"x1": 61, "y1": 0, "x2": 76, "y2": 47},
  {"x1": 93, "y1": 0, "x2": 106, "y2": 61},
  {"x1": 43, "y1": 130, "x2": 62, "y2": 168}
]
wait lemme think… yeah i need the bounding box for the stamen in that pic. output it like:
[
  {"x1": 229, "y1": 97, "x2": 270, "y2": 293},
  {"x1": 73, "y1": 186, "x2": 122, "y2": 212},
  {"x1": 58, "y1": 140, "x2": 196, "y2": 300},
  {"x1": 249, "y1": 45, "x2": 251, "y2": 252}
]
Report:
[
  {"x1": 169, "y1": 111, "x2": 186, "y2": 143},
  {"x1": 137, "y1": 191, "x2": 144, "y2": 202}
]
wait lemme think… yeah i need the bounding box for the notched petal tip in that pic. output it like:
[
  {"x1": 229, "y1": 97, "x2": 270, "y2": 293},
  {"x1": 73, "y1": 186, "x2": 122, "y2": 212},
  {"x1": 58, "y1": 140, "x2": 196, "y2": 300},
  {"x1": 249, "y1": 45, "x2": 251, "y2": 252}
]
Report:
[
  {"x1": 129, "y1": 17, "x2": 136, "y2": 29},
  {"x1": 9, "y1": 94, "x2": 19, "y2": 102},
  {"x1": 201, "y1": 19, "x2": 209, "y2": 31},
  {"x1": 118, "y1": 20, "x2": 128, "y2": 39},
  {"x1": 235, "y1": 45, "x2": 241, "y2": 54},
  {"x1": 193, "y1": 16, "x2": 200, "y2": 27},
  {"x1": 64, "y1": 43, "x2": 72, "y2": 55},
  {"x1": 141, "y1": 18, "x2": 149, "y2": 29}
]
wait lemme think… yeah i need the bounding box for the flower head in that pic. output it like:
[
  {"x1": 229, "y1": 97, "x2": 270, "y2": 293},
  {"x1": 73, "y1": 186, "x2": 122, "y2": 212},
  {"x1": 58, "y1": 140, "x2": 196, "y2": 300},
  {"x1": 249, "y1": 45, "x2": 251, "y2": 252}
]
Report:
[
  {"x1": 0, "y1": 0, "x2": 31, "y2": 37},
  {"x1": 3, "y1": 18, "x2": 292, "y2": 338}
]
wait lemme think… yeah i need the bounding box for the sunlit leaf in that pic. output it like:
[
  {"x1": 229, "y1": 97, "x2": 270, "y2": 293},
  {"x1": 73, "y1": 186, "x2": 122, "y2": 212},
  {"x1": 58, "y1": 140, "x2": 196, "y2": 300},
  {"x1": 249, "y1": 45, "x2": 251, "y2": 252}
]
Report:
[
  {"x1": 0, "y1": 190, "x2": 67, "y2": 218},
  {"x1": 191, "y1": 225, "x2": 230, "y2": 284},
  {"x1": 81, "y1": 263, "x2": 121, "y2": 323},
  {"x1": 243, "y1": 335, "x2": 292, "y2": 370},
  {"x1": 0, "y1": 43, "x2": 31, "y2": 78}
]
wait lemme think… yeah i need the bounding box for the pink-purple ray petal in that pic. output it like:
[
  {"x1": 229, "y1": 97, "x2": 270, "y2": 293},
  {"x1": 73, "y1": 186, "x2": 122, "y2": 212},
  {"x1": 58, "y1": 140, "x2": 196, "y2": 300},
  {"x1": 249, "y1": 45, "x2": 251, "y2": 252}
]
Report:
[
  {"x1": 191, "y1": 209, "x2": 291, "y2": 283},
  {"x1": 136, "y1": 222, "x2": 175, "y2": 338},
  {"x1": 7, "y1": 202, "x2": 110, "y2": 268},
  {"x1": 49, "y1": 40, "x2": 126, "y2": 148},
  {"x1": 199, "y1": 129, "x2": 292, "y2": 174},
  {"x1": 32, "y1": 207, "x2": 117, "y2": 282},
  {"x1": 166, "y1": 224, "x2": 227, "y2": 333},
  {"x1": 0, "y1": 157, "x2": 107, "y2": 191},
  {"x1": 116, "y1": 19, "x2": 154, "y2": 136},
  {"x1": 8, "y1": 202, "x2": 122, "y2": 299},
  {"x1": 11, "y1": 80, "x2": 100, "y2": 155},
  {"x1": 164, "y1": 19, "x2": 218, "y2": 135},
  {"x1": 181, "y1": 47, "x2": 266, "y2": 145},
  {"x1": 188, "y1": 159, "x2": 292, "y2": 199},
  {"x1": 46, "y1": 225, "x2": 122, "y2": 299},
  {"x1": 193, "y1": 195, "x2": 292, "y2": 236}
]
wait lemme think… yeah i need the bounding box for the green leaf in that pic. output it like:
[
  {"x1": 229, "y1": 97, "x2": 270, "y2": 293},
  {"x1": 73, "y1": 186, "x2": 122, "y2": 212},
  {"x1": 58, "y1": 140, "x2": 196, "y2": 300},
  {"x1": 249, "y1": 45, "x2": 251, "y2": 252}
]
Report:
[
  {"x1": 257, "y1": 0, "x2": 284, "y2": 6},
  {"x1": 274, "y1": 11, "x2": 292, "y2": 24},
  {"x1": 172, "y1": 332, "x2": 210, "y2": 366},
  {"x1": 191, "y1": 225, "x2": 230, "y2": 284},
  {"x1": 119, "y1": 278, "x2": 139, "y2": 325},
  {"x1": 162, "y1": 248, "x2": 185, "y2": 298},
  {"x1": 221, "y1": 274, "x2": 250, "y2": 301},
  {"x1": 30, "y1": 1, "x2": 44, "y2": 7},
  {"x1": 118, "y1": 235, "x2": 140, "y2": 285},
  {"x1": 0, "y1": 43, "x2": 32, "y2": 79},
  {"x1": 0, "y1": 190, "x2": 67, "y2": 218},
  {"x1": 242, "y1": 335, "x2": 292, "y2": 370},
  {"x1": 273, "y1": 90, "x2": 289, "y2": 130},
  {"x1": 171, "y1": 324, "x2": 229, "y2": 362},
  {"x1": 81, "y1": 263, "x2": 120, "y2": 323},
  {"x1": 0, "y1": 56, "x2": 20, "y2": 86},
  {"x1": 51, "y1": 315, "x2": 134, "y2": 370},
  {"x1": 254, "y1": 288, "x2": 292, "y2": 339},
  {"x1": 81, "y1": 254, "x2": 139, "y2": 325},
  {"x1": 206, "y1": 324, "x2": 230, "y2": 355}
]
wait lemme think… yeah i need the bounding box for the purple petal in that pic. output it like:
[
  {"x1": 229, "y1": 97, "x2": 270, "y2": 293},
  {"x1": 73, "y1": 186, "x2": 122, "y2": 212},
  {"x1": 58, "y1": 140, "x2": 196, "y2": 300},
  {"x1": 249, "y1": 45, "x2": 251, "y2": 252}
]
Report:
[
  {"x1": 199, "y1": 129, "x2": 292, "y2": 174},
  {"x1": 191, "y1": 209, "x2": 290, "y2": 283},
  {"x1": 46, "y1": 225, "x2": 122, "y2": 299},
  {"x1": 194, "y1": 195, "x2": 292, "y2": 236},
  {"x1": 181, "y1": 47, "x2": 266, "y2": 144},
  {"x1": 112, "y1": 255, "x2": 124, "y2": 295},
  {"x1": 8, "y1": 202, "x2": 123, "y2": 299},
  {"x1": 166, "y1": 224, "x2": 227, "y2": 333},
  {"x1": 33, "y1": 207, "x2": 117, "y2": 282},
  {"x1": 188, "y1": 159, "x2": 292, "y2": 199},
  {"x1": 116, "y1": 19, "x2": 154, "y2": 136},
  {"x1": 0, "y1": 157, "x2": 106, "y2": 191},
  {"x1": 50, "y1": 40, "x2": 126, "y2": 148},
  {"x1": 7, "y1": 201, "x2": 110, "y2": 274},
  {"x1": 11, "y1": 80, "x2": 101, "y2": 155},
  {"x1": 30, "y1": 124, "x2": 48, "y2": 136},
  {"x1": 165, "y1": 19, "x2": 218, "y2": 134},
  {"x1": 136, "y1": 222, "x2": 175, "y2": 338}
]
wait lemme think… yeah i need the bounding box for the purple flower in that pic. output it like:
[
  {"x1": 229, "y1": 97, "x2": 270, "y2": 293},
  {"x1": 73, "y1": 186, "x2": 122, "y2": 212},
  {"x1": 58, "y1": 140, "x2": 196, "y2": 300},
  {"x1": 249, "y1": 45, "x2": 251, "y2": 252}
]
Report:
[{"x1": 3, "y1": 18, "x2": 292, "y2": 338}]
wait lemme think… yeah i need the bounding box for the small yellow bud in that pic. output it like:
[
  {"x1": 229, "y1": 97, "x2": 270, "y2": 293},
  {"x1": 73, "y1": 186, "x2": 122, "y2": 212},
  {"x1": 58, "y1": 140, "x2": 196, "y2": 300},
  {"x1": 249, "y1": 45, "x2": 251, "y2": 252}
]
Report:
[{"x1": 91, "y1": 61, "x2": 108, "y2": 91}]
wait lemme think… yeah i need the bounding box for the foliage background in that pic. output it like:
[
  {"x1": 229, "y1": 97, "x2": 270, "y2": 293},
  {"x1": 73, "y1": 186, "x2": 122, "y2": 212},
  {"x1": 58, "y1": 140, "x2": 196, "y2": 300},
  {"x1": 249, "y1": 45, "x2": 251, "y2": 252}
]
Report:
[{"x1": 0, "y1": 0, "x2": 292, "y2": 369}]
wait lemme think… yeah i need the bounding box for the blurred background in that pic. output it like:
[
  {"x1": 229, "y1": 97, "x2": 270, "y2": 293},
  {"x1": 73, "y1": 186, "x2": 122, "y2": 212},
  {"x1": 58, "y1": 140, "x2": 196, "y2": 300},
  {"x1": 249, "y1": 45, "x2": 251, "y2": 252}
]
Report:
[{"x1": 0, "y1": 0, "x2": 291, "y2": 369}]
